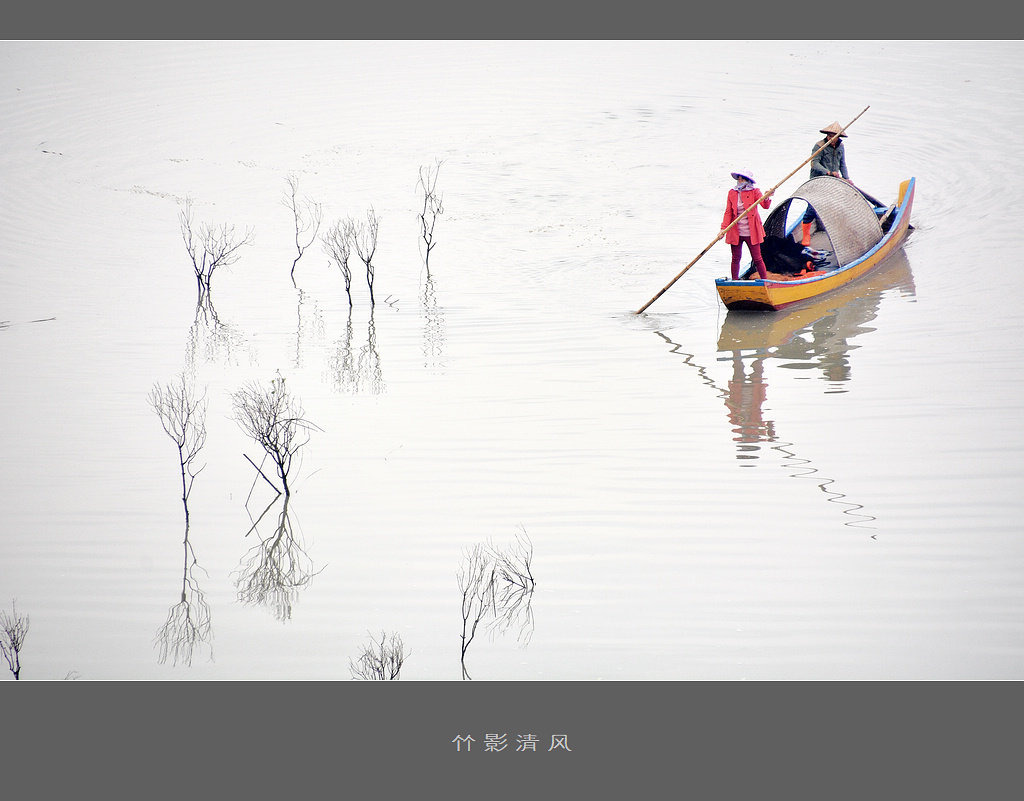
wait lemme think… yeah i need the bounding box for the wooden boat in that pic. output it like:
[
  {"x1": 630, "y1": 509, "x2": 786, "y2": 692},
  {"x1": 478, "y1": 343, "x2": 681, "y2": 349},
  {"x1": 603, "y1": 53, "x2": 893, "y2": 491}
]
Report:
[{"x1": 715, "y1": 176, "x2": 915, "y2": 312}]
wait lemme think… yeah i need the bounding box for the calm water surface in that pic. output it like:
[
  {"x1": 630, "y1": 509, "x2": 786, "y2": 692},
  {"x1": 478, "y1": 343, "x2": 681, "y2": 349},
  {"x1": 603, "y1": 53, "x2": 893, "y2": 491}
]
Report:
[{"x1": 2, "y1": 41, "x2": 1022, "y2": 680}]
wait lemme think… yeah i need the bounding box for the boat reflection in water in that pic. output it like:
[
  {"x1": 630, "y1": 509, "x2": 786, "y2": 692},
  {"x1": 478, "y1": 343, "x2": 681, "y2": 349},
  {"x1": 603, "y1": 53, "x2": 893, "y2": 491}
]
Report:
[
  {"x1": 718, "y1": 247, "x2": 915, "y2": 391},
  {"x1": 663, "y1": 249, "x2": 915, "y2": 530}
]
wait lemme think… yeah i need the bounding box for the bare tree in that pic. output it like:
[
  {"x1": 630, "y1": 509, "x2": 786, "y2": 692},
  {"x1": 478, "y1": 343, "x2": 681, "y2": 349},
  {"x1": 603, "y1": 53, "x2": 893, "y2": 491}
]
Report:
[
  {"x1": 1, "y1": 600, "x2": 29, "y2": 680},
  {"x1": 231, "y1": 373, "x2": 320, "y2": 497},
  {"x1": 458, "y1": 543, "x2": 497, "y2": 681},
  {"x1": 148, "y1": 373, "x2": 208, "y2": 526},
  {"x1": 283, "y1": 173, "x2": 323, "y2": 285},
  {"x1": 457, "y1": 530, "x2": 536, "y2": 680},
  {"x1": 322, "y1": 208, "x2": 381, "y2": 306},
  {"x1": 417, "y1": 159, "x2": 444, "y2": 269},
  {"x1": 349, "y1": 630, "x2": 407, "y2": 680},
  {"x1": 352, "y1": 207, "x2": 381, "y2": 306},
  {"x1": 179, "y1": 197, "x2": 255, "y2": 304},
  {"x1": 322, "y1": 218, "x2": 357, "y2": 307}
]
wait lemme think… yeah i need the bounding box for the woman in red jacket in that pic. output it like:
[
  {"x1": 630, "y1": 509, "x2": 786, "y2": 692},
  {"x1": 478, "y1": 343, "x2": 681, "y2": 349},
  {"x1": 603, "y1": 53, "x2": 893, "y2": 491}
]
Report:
[{"x1": 721, "y1": 169, "x2": 772, "y2": 280}]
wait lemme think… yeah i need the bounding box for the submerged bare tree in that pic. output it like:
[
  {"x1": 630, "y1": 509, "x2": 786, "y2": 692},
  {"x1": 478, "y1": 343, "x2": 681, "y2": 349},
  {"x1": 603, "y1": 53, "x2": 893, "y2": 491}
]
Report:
[
  {"x1": 231, "y1": 373, "x2": 320, "y2": 497},
  {"x1": 179, "y1": 197, "x2": 255, "y2": 305},
  {"x1": 322, "y1": 208, "x2": 381, "y2": 306},
  {"x1": 349, "y1": 630, "x2": 408, "y2": 680},
  {"x1": 417, "y1": 159, "x2": 444, "y2": 270},
  {"x1": 148, "y1": 373, "x2": 208, "y2": 525},
  {"x1": 458, "y1": 543, "x2": 497, "y2": 681},
  {"x1": 457, "y1": 529, "x2": 535, "y2": 680},
  {"x1": 283, "y1": 173, "x2": 323, "y2": 285},
  {"x1": 1, "y1": 600, "x2": 30, "y2": 680},
  {"x1": 149, "y1": 374, "x2": 213, "y2": 666},
  {"x1": 322, "y1": 218, "x2": 357, "y2": 307},
  {"x1": 353, "y1": 207, "x2": 381, "y2": 306}
]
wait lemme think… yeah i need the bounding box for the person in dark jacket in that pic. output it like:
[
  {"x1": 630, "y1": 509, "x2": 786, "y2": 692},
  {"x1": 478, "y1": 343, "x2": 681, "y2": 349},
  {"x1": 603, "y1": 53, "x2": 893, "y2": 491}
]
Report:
[
  {"x1": 810, "y1": 120, "x2": 850, "y2": 180},
  {"x1": 802, "y1": 121, "x2": 851, "y2": 246}
]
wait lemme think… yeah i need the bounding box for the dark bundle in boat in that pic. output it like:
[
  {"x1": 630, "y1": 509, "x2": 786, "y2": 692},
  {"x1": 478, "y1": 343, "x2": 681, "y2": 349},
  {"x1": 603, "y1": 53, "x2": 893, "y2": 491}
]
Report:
[{"x1": 761, "y1": 236, "x2": 832, "y2": 275}]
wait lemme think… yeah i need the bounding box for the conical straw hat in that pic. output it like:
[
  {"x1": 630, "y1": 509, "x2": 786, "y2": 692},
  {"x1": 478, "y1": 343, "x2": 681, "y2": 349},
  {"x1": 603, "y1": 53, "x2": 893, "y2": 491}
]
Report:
[{"x1": 819, "y1": 121, "x2": 848, "y2": 138}]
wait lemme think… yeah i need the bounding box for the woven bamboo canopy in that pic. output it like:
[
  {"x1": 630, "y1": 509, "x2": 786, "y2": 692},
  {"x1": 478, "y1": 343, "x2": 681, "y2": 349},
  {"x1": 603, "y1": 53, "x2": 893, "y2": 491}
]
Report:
[{"x1": 764, "y1": 176, "x2": 882, "y2": 267}]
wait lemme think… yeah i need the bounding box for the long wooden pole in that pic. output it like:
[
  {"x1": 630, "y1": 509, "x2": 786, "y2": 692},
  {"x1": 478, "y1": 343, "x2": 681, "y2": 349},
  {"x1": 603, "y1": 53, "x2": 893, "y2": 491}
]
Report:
[{"x1": 634, "y1": 105, "x2": 870, "y2": 314}]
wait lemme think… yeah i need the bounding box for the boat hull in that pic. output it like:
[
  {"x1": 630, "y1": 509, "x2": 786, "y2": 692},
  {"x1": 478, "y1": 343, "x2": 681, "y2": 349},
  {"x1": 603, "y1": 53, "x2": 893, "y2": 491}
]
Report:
[{"x1": 715, "y1": 178, "x2": 915, "y2": 312}]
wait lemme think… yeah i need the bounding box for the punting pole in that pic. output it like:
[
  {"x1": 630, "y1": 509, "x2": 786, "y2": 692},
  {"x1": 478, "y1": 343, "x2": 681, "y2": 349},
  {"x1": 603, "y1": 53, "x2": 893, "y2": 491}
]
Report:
[{"x1": 634, "y1": 105, "x2": 870, "y2": 314}]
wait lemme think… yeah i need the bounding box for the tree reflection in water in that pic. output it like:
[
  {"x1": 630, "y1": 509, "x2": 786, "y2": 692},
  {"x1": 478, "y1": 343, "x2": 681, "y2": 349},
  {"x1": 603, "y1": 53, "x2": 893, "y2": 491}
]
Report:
[
  {"x1": 327, "y1": 309, "x2": 385, "y2": 394},
  {"x1": 421, "y1": 271, "x2": 446, "y2": 373},
  {"x1": 356, "y1": 313, "x2": 385, "y2": 394},
  {"x1": 155, "y1": 535, "x2": 213, "y2": 667},
  {"x1": 185, "y1": 290, "x2": 246, "y2": 375},
  {"x1": 292, "y1": 286, "x2": 325, "y2": 371},
  {"x1": 234, "y1": 493, "x2": 322, "y2": 623}
]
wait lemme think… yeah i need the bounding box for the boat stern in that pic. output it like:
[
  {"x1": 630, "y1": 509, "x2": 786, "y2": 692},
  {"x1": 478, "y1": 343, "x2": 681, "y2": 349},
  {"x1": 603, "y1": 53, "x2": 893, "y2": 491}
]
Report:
[{"x1": 714, "y1": 278, "x2": 781, "y2": 311}]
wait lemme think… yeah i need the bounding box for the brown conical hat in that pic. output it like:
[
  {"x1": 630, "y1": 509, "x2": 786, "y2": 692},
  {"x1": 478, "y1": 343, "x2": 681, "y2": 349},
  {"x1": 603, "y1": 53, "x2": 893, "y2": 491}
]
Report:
[{"x1": 819, "y1": 121, "x2": 848, "y2": 138}]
